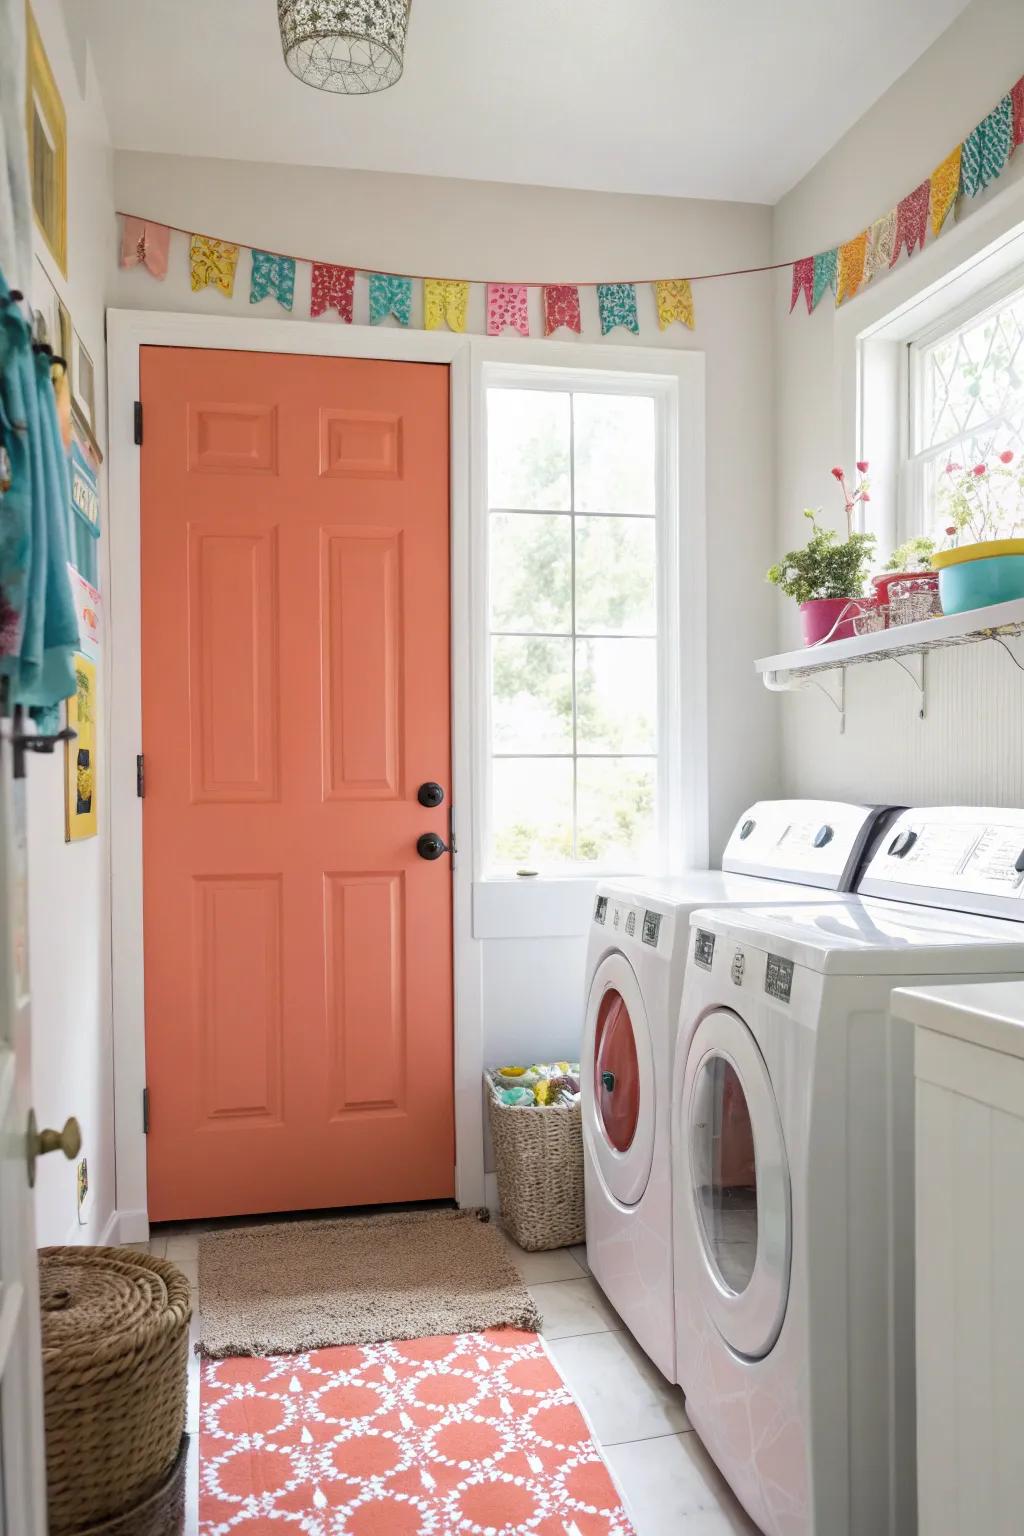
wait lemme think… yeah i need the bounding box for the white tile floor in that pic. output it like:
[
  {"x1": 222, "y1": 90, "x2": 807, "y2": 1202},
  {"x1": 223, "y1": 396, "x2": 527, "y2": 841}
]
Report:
[{"x1": 137, "y1": 1221, "x2": 760, "y2": 1535}]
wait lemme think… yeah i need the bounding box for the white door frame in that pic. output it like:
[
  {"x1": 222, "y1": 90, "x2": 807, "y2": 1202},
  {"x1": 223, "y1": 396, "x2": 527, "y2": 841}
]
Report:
[{"x1": 107, "y1": 309, "x2": 482, "y2": 1237}]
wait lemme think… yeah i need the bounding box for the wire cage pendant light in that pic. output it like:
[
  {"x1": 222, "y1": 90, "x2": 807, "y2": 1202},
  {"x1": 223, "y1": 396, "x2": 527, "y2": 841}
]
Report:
[{"x1": 277, "y1": 0, "x2": 411, "y2": 95}]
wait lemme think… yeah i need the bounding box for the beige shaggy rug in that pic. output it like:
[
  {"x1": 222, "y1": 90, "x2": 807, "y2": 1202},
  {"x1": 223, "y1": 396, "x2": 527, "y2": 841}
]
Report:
[{"x1": 196, "y1": 1208, "x2": 541, "y2": 1358}]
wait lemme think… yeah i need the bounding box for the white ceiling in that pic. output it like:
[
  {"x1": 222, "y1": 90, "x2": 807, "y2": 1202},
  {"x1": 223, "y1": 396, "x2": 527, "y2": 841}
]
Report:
[{"x1": 84, "y1": 0, "x2": 969, "y2": 204}]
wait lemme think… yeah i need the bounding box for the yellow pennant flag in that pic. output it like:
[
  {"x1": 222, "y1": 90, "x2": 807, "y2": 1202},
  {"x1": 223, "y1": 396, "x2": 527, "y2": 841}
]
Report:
[
  {"x1": 654, "y1": 278, "x2": 695, "y2": 331},
  {"x1": 929, "y1": 145, "x2": 962, "y2": 237},
  {"x1": 189, "y1": 235, "x2": 240, "y2": 297},
  {"x1": 424, "y1": 278, "x2": 469, "y2": 333},
  {"x1": 836, "y1": 232, "x2": 868, "y2": 304}
]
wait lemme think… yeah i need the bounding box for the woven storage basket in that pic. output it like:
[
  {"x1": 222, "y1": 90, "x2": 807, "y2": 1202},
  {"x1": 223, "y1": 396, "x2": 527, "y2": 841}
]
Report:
[
  {"x1": 39, "y1": 1247, "x2": 192, "y2": 1536},
  {"x1": 486, "y1": 1077, "x2": 585, "y2": 1251}
]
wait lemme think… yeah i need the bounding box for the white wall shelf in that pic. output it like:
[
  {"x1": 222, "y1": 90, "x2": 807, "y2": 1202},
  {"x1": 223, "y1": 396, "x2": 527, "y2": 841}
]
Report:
[{"x1": 755, "y1": 598, "x2": 1024, "y2": 733}]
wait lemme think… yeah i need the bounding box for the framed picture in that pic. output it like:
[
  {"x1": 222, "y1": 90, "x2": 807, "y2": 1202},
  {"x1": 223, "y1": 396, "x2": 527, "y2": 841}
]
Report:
[
  {"x1": 65, "y1": 654, "x2": 98, "y2": 842},
  {"x1": 31, "y1": 256, "x2": 70, "y2": 359},
  {"x1": 26, "y1": 3, "x2": 67, "y2": 277},
  {"x1": 71, "y1": 330, "x2": 96, "y2": 432}
]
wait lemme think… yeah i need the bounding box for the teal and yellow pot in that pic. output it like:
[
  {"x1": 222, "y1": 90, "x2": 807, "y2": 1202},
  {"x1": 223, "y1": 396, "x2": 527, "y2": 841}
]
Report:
[{"x1": 932, "y1": 539, "x2": 1024, "y2": 615}]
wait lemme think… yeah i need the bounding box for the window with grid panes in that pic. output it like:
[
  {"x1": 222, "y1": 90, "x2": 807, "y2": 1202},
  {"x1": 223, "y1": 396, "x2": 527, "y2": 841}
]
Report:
[
  {"x1": 907, "y1": 274, "x2": 1024, "y2": 543},
  {"x1": 485, "y1": 383, "x2": 662, "y2": 872}
]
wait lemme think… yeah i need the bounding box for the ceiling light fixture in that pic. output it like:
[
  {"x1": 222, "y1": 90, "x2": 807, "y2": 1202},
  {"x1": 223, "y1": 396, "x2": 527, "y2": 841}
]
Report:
[{"x1": 277, "y1": 0, "x2": 411, "y2": 96}]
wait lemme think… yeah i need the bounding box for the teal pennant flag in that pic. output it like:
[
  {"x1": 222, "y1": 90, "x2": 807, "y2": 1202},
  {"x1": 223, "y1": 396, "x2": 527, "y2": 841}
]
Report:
[
  {"x1": 597, "y1": 282, "x2": 639, "y2": 336},
  {"x1": 250, "y1": 249, "x2": 295, "y2": 310},
  {"x1": 960, "y1": 95, "x2": 1013, "y2": 197},
  {"x1": 369, "y1": 273, "x2": 412, "y2": 326}
]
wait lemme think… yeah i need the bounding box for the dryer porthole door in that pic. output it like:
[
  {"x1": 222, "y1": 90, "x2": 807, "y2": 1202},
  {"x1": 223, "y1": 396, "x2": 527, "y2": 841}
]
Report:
[
  {"x1": 682, "y1": 1008, "x2": 791, "y2": 1360},
  {"x1": 583, "y1": 953, "x2": 655, "y2": 1206}
]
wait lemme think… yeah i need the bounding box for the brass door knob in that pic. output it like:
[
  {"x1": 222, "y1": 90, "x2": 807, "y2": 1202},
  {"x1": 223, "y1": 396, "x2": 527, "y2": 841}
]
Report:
[{"x1": 27, "y1": 1111, "x2": 81, "y2": 1188}]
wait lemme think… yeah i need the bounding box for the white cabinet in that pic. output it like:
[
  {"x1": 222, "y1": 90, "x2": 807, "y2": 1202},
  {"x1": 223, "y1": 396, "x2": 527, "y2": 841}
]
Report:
[{"x1": 892, "y1": 981, "x2": 1024, "y2": 1536}]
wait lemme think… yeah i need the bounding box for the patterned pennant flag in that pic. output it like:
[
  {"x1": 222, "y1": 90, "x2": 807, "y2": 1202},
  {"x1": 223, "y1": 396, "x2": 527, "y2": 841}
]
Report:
[
  {"x1": 891, "y1": 181, "x2": 930, "y2": 266},
  {"x1": 369, "y1": 273, "x2": 412, "y2": 326},
  {"x1": 250, "y1": 250, "x2": 296, "y2": 311},
  {"x1": 543, "y1": 284, "x2": 581, "y2": 336},
  {"x1": 864, "y1": 210, "x2": 897, "y2": 281},
  {"x1": 189, "y1": 235, "x2": 240, "y2": 296},
  {"x1": 424, "y1": 279, "x2": 469, "y2": 333},
  {"x1": 1013, "y1": 74, "x2": 1024, "y2": 150},
  {"x1": 654, "y1": 279, "x2": 695, "y2": 330},
  {"x1": 960, "y1": 95, "x2": 1013, "y2": 197},
  {"x1": 311, "y1": 262, "x2": 354, "y2": 321},
  {"x1": 790, "y1": 258, "x2": 815, "y2": 314},
  {"x1": 597, "y1": 283, "x2": 639, "y2": 336},
  {"x1": 929, "y1": 146, "x2": 962, "y2": 235},
  {"x1": 836, "y1": 232, "x2": 868, "y2": 305},
  {"x1": 120, "y1": 216, "x2": 169, "y2": 279},
  {"x1": 812, "y1": 249, "x2": 838, "y2": 308},
  {"x1": 486, "y1": 283, "x2": 529, "y2": 337}
]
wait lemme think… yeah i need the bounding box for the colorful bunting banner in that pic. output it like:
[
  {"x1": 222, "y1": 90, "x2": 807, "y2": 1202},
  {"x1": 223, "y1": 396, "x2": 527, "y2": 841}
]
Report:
[
  {"x1": 369, "y1": 273, "x2": 412, "y2": 326},
  {"x1": 424, "y1": 278, "x2": 469, "y2": 333},
  {"x1": 790, "y1": 257, "x2": 815, "y2": 314},
  {"x1": 836, "y1": 232, "x2": 868, "y2": 304},
  {"x1": 812, "y1": 249, "x2": 837, "y2": 308},
  {"x1": 189, "y1": 235, "x2": 239, "y2": 297},
  {"x1": 892, "y1": 180, "x2": 930, "y2": 266},
  {"x1": 655, "y1": 279, "x2": 695, "y2": 330},
  {"x1": 250, "y1": 250, "x2": 296, "y2": 310},
  {"x1": 961, "y1": 95, "x2": 1013, "y2": 197},
  {"x1": 311, "y1": 261, "x2": 354, "y2": 321},
  {"x1": 543, "y1": 284, "x2": 581, "y2": 336},
  {"x1": 487, "y1": 283, "x2": 529, "y2": 337},
  {"x1": 120, "y1": 217, "x2": 169, "y2": 279},
  {"x1": 597, "y1": 283, "x2": 639, "y2": 336}
]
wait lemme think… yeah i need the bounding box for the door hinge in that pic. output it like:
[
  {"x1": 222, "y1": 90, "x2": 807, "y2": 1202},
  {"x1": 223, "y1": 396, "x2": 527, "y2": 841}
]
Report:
[
  {"x1": 133, "y1": 400, "x2": 143, "y2": 445},
  {"x1": 142, "y1": 1087, "x2": 150, "y2": 1134},
  {"x1": 448, "y1": 804, "x2": 457, "y2": 856},
  {"x1": 136, "y1": 753, "x2": 145, "y2": 798}
]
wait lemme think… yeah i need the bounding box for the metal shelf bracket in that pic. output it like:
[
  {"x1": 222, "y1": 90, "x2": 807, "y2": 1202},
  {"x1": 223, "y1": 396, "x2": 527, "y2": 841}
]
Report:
[
  {"x1": 763, "y1": 666, "x2": 846, "y2": 733},
  {"x1": 890, "y1": 651, "x2": 926, "y2": 720},
  {"x1": 989, "y1": 631, "x2": 1024, "y2": 674}
]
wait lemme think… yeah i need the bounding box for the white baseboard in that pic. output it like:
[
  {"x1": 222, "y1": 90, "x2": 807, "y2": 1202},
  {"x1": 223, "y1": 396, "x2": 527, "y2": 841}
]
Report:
[
  {"x1": 98, "y1": 1209, "x2": 121, "y2": 1246},
  {"x1": 114, "y1": 1208, "x2": 150, "y2": 1244}
]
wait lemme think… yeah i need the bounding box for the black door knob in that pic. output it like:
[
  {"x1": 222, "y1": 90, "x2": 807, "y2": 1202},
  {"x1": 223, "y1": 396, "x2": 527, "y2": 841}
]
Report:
[
  {"x1": 601, "y1": 1071, "x2": 616, "y2": 1093},
  {"x1": 418, "y1": 781, "x2": 445, "y2": 808},
  {"x1": 417, "y1": 832, "x2": 449, "y2": 861}
]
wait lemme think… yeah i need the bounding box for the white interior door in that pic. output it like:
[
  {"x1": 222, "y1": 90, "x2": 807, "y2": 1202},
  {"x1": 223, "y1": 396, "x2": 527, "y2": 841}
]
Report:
[{"x1": 0, "y1": 728, "x2": 47, "y2": 1536}]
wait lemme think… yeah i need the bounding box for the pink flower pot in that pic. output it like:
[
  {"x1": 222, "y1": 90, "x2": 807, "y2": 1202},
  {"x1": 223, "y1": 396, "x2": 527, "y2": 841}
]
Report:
[{"x1": 799, "y1": 596, "x2": 862, "y2": 646}]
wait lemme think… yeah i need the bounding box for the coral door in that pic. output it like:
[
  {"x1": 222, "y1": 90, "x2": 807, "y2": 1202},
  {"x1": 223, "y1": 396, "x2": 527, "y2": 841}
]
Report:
[{"x1": 140, "y1": 347, "x2": 453, "y2": 1220}]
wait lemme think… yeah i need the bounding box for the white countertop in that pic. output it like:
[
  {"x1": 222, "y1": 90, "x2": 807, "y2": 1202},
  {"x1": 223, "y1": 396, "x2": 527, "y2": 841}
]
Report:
[{"x1": 891, "y1": 979, "x2": 1024, "y2": 1062}]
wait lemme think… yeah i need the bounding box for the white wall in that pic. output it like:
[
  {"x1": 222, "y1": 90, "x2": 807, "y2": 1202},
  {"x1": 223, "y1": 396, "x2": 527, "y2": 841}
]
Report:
[
  {"x1": 772, "y1": 0, "x2": 1024, "y2": 806},
  {"x1": 26, "y1": 0, "x2": 115, "y2": 1245},
  {"x1": 109, "y1": 152, "x2": 781, "y2": 1079}
]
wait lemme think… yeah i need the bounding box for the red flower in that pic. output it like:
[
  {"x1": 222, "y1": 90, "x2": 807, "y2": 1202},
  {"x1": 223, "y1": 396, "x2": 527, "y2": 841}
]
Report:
[
  {"x1": 861, "y1": 491, "x2": 871, "y2": 501},
  {"x1": 831, "y1": 466, "x2": 844, "y2": 480},
  {"x1": 944, "y1": 461, "x2": 961, "y2": 473},
  {"x1": 945, "y1": 526, "x2": 957, "y2": 535},
  {"x1": 973, "y1": 463, "x2": 987, "y2": 476},
  {"x1": 856, "y1": 460, "x2": 869, "y2": 472},
  {"x1": 1000, "y1": 450, "x2": 1015, "y2": 464}
]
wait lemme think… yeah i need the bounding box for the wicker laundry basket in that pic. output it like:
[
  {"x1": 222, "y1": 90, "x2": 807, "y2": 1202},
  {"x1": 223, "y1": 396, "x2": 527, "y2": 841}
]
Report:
[
  {"x1": 486, "y1": 1076, "x2": 585, "y2": 1251},
  {"x1": 39, "y1": 1246, "x2": 192, "y2": 1536}
]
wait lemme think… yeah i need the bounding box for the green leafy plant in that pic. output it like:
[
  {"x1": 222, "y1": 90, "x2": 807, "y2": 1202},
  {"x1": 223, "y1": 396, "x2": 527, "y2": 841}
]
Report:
[
  {"x1": 885, "y1": 536, "x2": 935, "y2": 571},
  {"x1": 767, "y1": 511, "x2": 876, "y2": 603}
]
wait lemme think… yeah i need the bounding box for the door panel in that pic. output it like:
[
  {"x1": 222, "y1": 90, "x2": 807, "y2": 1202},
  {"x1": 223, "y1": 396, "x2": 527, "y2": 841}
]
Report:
[{"x1": 141, "y1": 348, "x2": 453, "y2": 1220}]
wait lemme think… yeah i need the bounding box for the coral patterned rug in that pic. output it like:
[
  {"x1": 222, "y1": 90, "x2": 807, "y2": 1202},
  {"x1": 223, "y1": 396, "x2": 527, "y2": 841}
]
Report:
[{"x1": 199, "y1": 1328, "x2": 636, "y2": 1534}]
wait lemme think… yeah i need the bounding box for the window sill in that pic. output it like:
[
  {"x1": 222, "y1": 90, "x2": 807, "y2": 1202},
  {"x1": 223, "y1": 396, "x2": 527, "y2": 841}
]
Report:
[{"x1": 472, "y1": 877, "x2": 600, "y2": 939}]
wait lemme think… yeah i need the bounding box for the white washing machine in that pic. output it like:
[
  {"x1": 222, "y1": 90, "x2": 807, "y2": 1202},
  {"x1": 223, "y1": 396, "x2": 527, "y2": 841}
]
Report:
[
  {"x1": 581, "y1": 799, "x2": 895, "y2": 1382},
  {"x1": 671, "y1": 806, "x2": 1024, "y2": 1536}
]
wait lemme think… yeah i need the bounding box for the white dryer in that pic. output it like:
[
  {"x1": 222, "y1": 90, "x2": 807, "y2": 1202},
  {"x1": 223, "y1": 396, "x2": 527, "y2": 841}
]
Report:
[
  {"x1": 581, "y1": 799, "x2": 894, "y2": 1382},
  {"x1": 672, "y1": 807, "x2": 1024, "y2": 1536}
]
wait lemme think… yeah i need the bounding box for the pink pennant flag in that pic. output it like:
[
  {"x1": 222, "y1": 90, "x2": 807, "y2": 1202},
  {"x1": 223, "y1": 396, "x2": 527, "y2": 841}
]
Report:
[
  {"x1": 543, "y1": 284, "x2": 581, "y2": 336},
  {"x1": 311, "y1": 262, "x2": 355, "y2": 321},
  {"x1": 790, "y1": 257, "x2": 815, "y2": 313},
  {"x1": 120, "y1": 216, "x2": 170, "y2": 279},
  {"x1": 1012, "y1": 74, "x2": 1024, "y2": 150},
  {"x1": 891, "y1": 180, "x2": 930, "y2": 267},
  {"x1": 487, "y1": 283, "x2": 530, "y2": 337}
]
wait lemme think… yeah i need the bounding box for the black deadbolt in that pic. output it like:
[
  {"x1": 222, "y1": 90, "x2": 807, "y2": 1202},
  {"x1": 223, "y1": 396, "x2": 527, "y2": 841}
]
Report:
[
  {"x1": 601, "y1": 1071, "x2": 616, "y2": 1092},
  {"x1": 417, "y1": 832, "x2": 449, "y2": 861},
  {"x1": 418, "y1": 781, "x2": 445, "y2": 808}
]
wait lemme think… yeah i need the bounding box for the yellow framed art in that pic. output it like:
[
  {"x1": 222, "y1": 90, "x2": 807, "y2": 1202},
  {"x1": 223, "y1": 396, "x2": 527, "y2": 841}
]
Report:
[
  {"x1": 65, "y1": 655, "x2": 98, "y2": 841},
  {"x1": 26, "y1": 2, "x2": 67, "y2": 277}
]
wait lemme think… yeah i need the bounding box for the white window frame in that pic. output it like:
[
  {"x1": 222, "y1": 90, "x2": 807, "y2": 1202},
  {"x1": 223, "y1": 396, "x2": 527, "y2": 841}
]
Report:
[{"x1": 469, "y1": 340, "x2": 706, "y2": 891}]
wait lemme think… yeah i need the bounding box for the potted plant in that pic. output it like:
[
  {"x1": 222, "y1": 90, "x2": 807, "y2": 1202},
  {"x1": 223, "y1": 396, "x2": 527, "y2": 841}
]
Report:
[
  {"x1": 930, "y1": 453, "x2": 1024, "y2": 614},
  {"x1": 767, "y1": 464, "x2": 876, "y2": 645}
]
